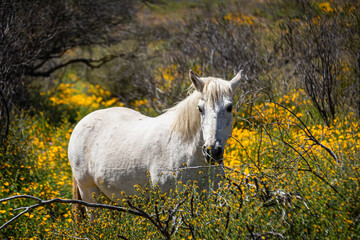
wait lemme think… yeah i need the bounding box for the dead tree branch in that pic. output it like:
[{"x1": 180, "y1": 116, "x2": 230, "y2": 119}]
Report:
[{"x1": 29, "y1": 55, "x2": 121, "y2": 77}]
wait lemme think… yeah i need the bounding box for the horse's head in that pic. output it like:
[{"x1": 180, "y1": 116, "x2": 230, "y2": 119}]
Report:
[{"x1": 189, "y1": 70, "x2": 242, "y2": 165}]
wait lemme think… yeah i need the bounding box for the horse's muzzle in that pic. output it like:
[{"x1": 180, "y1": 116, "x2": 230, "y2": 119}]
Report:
[{"x1": 203, "y1": 145, "x2": 223, "y2": 165}]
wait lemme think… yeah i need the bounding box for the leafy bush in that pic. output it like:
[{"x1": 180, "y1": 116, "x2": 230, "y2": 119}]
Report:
[{"x1": 1, "y1": 1, "x2": 360, "y2": 239}]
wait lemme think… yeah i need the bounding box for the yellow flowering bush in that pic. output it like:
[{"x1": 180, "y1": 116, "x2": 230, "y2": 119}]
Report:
[
  {"x1": 224, "y1": 13, "x2": 256, "y2": 26},
  {"x1": 318, "y1": 2, "x2": 335, "y2": 13},
  {"x1": 1, "y1": 71, "x2": 359, "y2": 239},
  {"x1": 224, "y1": 89, "x2": 359, "y2": 238},
  {"x1": 41, "y1": 73, "x2": 124, "y2": 121},
  {"x1": 157, "y1": 64, "x2": 179, "y2": 90},
  {"x1": 0, "y1": 113, "x2": 74, "y2": 238}
]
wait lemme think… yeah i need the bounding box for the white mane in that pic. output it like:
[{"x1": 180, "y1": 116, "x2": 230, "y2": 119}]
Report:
[{"x1": 169, "y1": 77, "x2": 232, "y2": 140}]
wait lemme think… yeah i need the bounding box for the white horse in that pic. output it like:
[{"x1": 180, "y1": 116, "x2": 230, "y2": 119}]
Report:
[{"x1": 68, "y1": 70, "x2": 242, "y2": 217}]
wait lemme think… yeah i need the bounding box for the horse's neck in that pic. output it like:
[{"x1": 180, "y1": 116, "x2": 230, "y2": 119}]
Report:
[
  {"x1": 160, "y1": 92, "x2": 204, "y2": 166},
  {"x1": 166, "y1": 122, "x2": 203, "y2": 166}
]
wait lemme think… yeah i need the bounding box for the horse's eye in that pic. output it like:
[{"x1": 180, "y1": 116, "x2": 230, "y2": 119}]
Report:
[
  {"x1": 226, "y1": 104, "x2": 233, "y2": 112},
  {"x1": 197, "y1": 106, "x2": 203, "y2": 113}
]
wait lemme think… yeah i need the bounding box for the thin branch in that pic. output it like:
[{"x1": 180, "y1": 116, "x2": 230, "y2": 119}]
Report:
[
  {"x1": 169, "y1": 198, "x2": 187, "y2": 236},
  {"x1": 261, "y1": 90, "x2": 340, "y2": 166}
]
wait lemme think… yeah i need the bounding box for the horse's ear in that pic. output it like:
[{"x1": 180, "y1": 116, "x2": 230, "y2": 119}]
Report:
[
  {"x1": 230, "y1": 70, "x2": 243, "y2": 93},
  {"x1": 189, "y1": 70, "x2": 204, "y2": 92}
]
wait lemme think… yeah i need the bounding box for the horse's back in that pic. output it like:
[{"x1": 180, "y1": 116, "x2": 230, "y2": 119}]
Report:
[{"x1": 68, "y1": 108, "x2": 147, "y2": 175}]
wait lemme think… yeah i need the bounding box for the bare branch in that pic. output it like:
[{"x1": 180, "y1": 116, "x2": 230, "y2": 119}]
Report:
[
  {"x1": 0, "y1": 88, "x2": 10, "y2": 143},
  {"x1": 28, "y1": 55, "x2": 121, "y2": 77},
  {"x1": 267, "y1": 98, "x2": 340, "y2": 166}
]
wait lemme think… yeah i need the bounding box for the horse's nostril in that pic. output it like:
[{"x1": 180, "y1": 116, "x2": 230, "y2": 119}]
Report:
[
  {"x1": 212, "y1": 146, "x2": 222, "y2": 158},
  {"x1": 205, "y1": 145, "x2": 222, "y2": 160}
]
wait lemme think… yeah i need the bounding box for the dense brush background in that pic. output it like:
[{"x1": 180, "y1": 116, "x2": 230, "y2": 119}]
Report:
[{"x1": 0, "y1": 0, "x2": 359, "y2": 239}]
